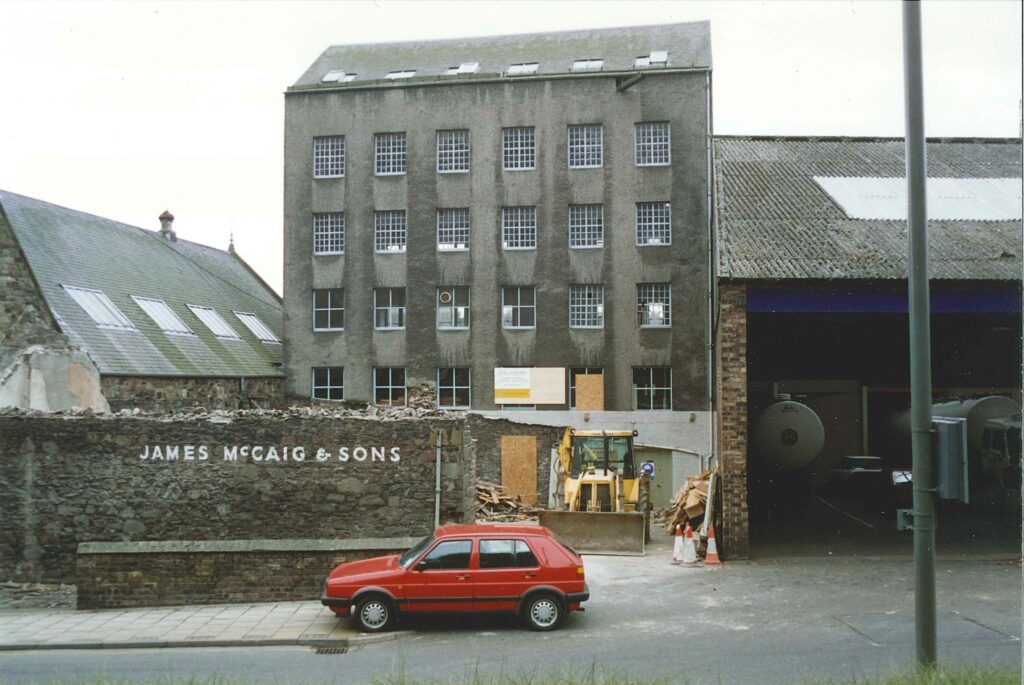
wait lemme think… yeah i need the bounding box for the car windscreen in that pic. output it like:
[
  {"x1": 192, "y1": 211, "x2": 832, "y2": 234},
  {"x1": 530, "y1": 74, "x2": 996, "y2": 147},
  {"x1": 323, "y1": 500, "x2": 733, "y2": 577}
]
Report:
[{"x1": 399, "y1": 533, "x2": 435, "y2": 569}]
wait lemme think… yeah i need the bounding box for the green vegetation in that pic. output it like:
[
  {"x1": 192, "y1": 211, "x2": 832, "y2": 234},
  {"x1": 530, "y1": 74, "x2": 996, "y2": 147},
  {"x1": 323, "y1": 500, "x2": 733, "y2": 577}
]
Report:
[{"x1": 807, "y1": 664, "x2": 1022, "y2": 685}]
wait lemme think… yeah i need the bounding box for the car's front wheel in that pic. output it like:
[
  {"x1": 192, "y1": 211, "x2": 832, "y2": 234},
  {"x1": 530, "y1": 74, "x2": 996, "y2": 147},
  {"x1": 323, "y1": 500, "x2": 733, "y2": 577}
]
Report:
[
  {"x1": 353, "y1": 595, "x2": 396, "y2": 633},
  {"x1": 521, "y1": 593, "x2": 564, "y2": 631}
]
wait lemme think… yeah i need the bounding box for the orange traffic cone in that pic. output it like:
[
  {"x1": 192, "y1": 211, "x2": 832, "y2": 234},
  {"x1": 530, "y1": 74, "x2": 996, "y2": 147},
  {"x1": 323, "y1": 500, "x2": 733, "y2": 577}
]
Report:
[
  {"x1": 671, "y1": 525, "x2": 684, "y2": 564},
  {"x1": 704, "y1": 523, "x2": 722, "y2": 568},
  {"x1": 682, "y1": 523, "x2": 699, "y2": 565}
]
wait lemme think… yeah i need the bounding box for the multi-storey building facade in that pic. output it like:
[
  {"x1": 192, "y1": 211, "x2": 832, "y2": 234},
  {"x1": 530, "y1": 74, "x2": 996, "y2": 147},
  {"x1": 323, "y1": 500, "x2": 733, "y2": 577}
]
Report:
[{"x1": 283, "y1": 23, "x2": 713, "y2": 412}]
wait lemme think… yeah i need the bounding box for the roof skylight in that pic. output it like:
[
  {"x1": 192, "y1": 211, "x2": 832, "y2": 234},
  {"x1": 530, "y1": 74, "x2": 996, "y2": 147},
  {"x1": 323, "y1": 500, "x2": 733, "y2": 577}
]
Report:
[
  {"x1": 444, "y1": 62, "x2": 479, "y2": 75},
  {"x1": 132, "y1": 296, "x2": 194, "y2": 336},
  {"x1": 234, "y1": 311, "x2": 281, "y2": 344},
  {"x1": 507, "y1": 62, "x2": 539, "y2": 76},
  {"x1": 322, "y1": 70, "x2": 356, "y2": 83},
  {"x1": 63, "y1": 285, "x2": 136, "y2": 331},
  {"x1": 572, "y1": 59, "x2": 604, "y2": 72},
  {"x1": 385, "y1": 70, "x2": 417, "y2": 80},
  {"x1": 187, "y1": 304, "x2": 241, "y2": 340},
  {"x1": 813, "y1": 176, "x2": 1024, "y2": 221},
  {"x1": 635, "y1": 52, "x2": 669, "y2": 68}
]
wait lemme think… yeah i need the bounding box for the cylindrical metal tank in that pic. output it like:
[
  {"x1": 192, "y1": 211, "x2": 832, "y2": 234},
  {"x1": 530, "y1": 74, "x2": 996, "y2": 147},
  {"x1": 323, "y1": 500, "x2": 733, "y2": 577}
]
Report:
[
  {"x1": 888, "y1": 395, "x2": 1020, "y2": 460},
  {"x1": 931, "y1": 396, "x2": 1020, "y2": 458},
  {"x1": 751, "y1": 399, "x2": 826, "y2": 470}
]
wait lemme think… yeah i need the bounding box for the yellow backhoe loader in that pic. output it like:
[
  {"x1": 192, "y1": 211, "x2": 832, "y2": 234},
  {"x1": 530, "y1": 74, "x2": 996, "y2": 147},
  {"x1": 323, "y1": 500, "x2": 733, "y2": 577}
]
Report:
[{"x1": 538, "y1": 428, "x2": 651, "y2": 555}]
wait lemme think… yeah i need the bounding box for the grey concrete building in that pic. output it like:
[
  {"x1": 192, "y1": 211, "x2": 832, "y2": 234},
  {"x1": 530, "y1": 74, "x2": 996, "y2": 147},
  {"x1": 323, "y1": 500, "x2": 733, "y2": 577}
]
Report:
[{"x1": 283, "y1": 23, "x2": 714, "y2": 415}]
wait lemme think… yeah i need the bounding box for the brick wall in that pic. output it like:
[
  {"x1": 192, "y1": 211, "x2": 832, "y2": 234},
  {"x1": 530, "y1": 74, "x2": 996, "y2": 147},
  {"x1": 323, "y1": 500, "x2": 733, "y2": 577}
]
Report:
[
  {"x1": 465, "y1": 415, "x2": 564, "y2": 504},
  {"x1": 76, "y1": 539, "x2": 415, "y2": 609},
  {"x1": 716, "y1": 282, "x2": 749, "y2": 558},
  {"x1": 101, "y1": 376, "x2": 285, "y2": 412}
]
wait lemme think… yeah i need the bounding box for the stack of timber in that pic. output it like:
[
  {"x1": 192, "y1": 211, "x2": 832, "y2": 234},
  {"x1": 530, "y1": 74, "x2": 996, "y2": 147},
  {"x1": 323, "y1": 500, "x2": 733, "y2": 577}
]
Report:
[
  {"x1": 476, "y1": 481, "x2": 537, "y2": 522},
  {"x1": 666, "y1": 470, "x2": 713, "y2": 534}
]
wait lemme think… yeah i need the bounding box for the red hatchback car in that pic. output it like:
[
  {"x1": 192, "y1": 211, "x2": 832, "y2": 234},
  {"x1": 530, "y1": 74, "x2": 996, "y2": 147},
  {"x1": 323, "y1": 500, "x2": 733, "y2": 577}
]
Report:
[{"x1": 321, "y1": 524, "x2": 589, "y2": 632}]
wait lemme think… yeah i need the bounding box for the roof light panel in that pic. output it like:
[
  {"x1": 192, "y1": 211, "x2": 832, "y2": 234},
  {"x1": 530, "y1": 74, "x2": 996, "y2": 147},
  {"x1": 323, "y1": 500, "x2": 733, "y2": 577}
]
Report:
[
  {"x1": 649, "y1": 51, "x2": 669, "y2": 64},
  {"x1": 322, "y1": 70, "x2": 345, "y2": 83},
  {"x1": 187, "y1": 304, "x2": 241, "y2": 340},
  {"x1": 507, "y1": 62, "x2": 539, "y2": 76},
  {"x1": 132, "y1": 296, "x2": 194, "y2": 336},
  {"x1": 63, "y1": 285, "x2": 136, "y2": 331},
  {"x1": 572, "y1": 59, "x2": 604, "y2": 72},
  {"x1": 234, "y1": 311, "x2": 281, "y2": 344},
  {"x1": 385, "y1": 70, "x2": 416, "y2": 80}
]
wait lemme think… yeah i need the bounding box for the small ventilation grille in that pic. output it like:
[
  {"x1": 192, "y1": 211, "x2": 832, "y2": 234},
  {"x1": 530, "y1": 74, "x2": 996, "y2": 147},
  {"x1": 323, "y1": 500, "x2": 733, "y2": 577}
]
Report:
[{"x1": 314, "y1": 646, "x2": 349, "y2": 655}]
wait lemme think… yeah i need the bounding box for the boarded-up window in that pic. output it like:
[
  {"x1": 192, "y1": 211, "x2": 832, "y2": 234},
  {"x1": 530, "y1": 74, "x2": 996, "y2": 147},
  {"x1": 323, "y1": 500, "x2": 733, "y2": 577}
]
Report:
[{"x1": 575, "y1": 374, "x2": 604, "y2": 411}]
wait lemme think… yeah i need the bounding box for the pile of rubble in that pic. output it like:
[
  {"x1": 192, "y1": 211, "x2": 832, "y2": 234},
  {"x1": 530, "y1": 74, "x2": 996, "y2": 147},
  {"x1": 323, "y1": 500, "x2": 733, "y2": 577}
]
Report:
[
  {"x1": 1, "y1": 397, "x2": 462, "y2": 423},
  {"x1": 665, "y1": 469, "x2": 716, "y2": 534},
  {"x1": 475, "y1": 481, "x2": 538, "y2": 522}
]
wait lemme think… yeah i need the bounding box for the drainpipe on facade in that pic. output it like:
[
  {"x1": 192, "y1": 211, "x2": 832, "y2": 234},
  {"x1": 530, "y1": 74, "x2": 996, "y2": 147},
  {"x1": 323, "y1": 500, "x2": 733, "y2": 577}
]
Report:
[
  {"x1": 705, "y1": 70, "x2": 718, "y2": 469},
  {"x1": 434, "y1": 431, "x2": 442, "y2": 529}
]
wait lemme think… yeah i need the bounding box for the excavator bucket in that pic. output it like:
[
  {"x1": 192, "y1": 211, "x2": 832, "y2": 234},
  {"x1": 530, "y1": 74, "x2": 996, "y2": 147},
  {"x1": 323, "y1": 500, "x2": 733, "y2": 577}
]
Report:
[{"x1": 538, "y1": 510, "x2": 647, "y2": 556}]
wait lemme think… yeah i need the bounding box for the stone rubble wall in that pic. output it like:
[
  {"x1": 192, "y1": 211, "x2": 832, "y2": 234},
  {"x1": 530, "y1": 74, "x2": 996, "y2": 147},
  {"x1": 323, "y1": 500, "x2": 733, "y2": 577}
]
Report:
[
  {"x1": 101, "y1": 376, "x2": 285, "y2": 413},
  {"x1": 0, "y1": 412, "x2": 471, "y2": 583}
]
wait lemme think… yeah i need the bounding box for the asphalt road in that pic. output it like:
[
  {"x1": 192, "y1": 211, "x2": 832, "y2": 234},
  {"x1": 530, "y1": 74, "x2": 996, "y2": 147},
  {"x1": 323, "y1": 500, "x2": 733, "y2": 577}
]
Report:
[{"x1": 2, "y1": 537, "x2": 1020, "y2": 685}]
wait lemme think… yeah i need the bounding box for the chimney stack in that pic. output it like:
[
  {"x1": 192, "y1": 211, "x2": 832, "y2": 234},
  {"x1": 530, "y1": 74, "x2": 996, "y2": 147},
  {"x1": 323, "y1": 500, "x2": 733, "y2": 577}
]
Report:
[{"x1": 158, "y1": 210, "x2": 176, "y2": 242}]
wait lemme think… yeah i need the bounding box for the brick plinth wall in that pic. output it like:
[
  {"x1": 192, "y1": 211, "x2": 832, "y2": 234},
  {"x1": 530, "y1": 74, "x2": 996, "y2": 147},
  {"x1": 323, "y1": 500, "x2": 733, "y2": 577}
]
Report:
[
  {"x1": 716, "y1": 282, "x2": 749, "y2": 558},
  {"x1": 76, "y1": 539, "x2": 416, "y2": 609}
]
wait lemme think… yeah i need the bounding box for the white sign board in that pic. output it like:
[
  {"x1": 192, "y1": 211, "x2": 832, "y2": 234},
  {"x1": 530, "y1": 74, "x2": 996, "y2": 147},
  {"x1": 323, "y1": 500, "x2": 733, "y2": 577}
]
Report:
[{"x1": 494, "y1": 367, "x2": 565, "y2": 405}]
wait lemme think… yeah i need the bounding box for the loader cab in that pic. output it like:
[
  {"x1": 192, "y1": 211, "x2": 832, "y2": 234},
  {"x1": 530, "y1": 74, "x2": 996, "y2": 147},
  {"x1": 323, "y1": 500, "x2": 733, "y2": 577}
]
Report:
[{"x1": 570, "y1": 432, "x2": 637, "y2": 479}]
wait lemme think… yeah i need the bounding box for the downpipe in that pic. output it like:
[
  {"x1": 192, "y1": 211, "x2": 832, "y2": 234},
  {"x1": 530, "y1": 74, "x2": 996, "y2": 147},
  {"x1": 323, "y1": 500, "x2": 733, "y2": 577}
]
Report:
[{"x1": 435, "y1": 431, "x2": 442, "y2": 529}]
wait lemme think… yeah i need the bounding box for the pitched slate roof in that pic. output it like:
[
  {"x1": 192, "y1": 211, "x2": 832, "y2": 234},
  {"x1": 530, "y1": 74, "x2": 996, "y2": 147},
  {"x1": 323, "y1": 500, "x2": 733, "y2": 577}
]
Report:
[
  {"x1": 291, "y1": 21, "x2": 711, "y2": 89},
  {"x1": 0, "y1": 189, "x2": 283, "y2": 377},
  {"x1": 714, "y1": 137, "x2": 1023, "y2": 281}
]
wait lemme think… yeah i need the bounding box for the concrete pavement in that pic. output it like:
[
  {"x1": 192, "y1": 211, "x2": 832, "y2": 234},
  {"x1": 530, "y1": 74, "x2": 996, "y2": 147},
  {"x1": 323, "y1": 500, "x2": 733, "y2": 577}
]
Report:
[{"x1": 0, "y1": 601, "x2": 396, "y2": 651}]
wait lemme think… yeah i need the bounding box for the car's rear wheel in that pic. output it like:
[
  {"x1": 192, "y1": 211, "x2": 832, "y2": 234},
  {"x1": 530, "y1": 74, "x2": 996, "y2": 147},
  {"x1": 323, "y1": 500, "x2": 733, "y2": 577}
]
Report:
[
  {"x1": 522, "y1": 593, "x2": 564, "y2": 631},
  {"x1": 353, "y1": 595, "x2": 395, "y2": 633}
]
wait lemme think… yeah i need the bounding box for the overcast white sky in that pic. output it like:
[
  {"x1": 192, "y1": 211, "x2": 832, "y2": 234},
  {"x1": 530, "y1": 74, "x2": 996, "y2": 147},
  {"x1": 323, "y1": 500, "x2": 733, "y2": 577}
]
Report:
[{"x1": 1, "y1": 1, "x2": 1020, "y2": 294}]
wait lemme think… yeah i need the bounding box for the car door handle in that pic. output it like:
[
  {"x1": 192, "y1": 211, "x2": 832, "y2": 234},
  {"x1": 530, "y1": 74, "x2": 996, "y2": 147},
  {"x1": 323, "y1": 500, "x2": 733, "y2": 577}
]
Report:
[
  {"x1": 522, "y1": 573, "x2": 537, "y2": 579},
  {"x1": 456, "y1": 574, "x2": 470, "y2": 581}
]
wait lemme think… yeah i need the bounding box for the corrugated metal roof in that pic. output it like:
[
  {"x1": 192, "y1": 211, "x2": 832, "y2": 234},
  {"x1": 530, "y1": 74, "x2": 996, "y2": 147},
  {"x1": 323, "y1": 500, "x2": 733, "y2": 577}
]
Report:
[
  {"x1": 290, "y1": 22, "x2": 711, "y2": 90},
  {"x1": 813, "y1": 176, "x2": 1022, "y2": 221},
  {"x1": 0, "y1": 189, "x2": 284, "y2": 377},
  {"x1": 715, "y1": 137, "x2": 1024, "y2": 281}
]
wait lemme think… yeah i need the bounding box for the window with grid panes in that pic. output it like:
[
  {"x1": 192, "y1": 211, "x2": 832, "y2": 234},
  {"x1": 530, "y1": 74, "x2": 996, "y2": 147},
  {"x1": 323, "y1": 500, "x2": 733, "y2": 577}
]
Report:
[
  {"x1": 635, "y1": 122, "x2": 671, "y2": 166},
  {"x1": 374, "y1": 132, "x2": 407, "y2": 175},
  {"x1": 312, "y1": 288, "x2": 344, "y2": 331},
  {"x1": 502, "y1": 206, "x2": 537, "y2": 250},
  {"x1": 437, "y1": 367, "x2": 471, "y2": 409},
  {"x1": 374, "y1": 210, "x2": 407, "y2": 252},
  {"x1": 569, "y1": 367, "x2": 603, "y2": 409},
  {"x1": 636, "y1": 283, "x2": 672, "y2": 327},
  {"x1": 633, "y1": 367, "x2": 672, "y2": 410},
  {"x1": 374, "y1": 288, "x2": 406, "y2": 329},
  {"x1": 569, "y1": 285, "x2": 604, "y2": 329},
  {"x1": 313, "y1": 136, "x2": 345, "y2": 178},
  {"x1": 567, "y1": 124, "x2": 603, "y2": 168},
  {"x1": 501, "y1": 286, "x2": 536, "y2": 329},
  {"x1": 437, "y1": 286, "x2": 470, "y2": 329},
  {"x1": 311, "y1": 367, "x2": 344, "y2": 401},
  {"x1": 374, "y1": 367, "x2": 406, "y2": 406},
  {"x1": 569, "y1": 204, "x2": 604, "y2": 248},
  {"x1": 437, "y1": 130, "x2": 470, "y2": 173},
  {"x1": 636, "y1": 202, "x2": 671, "y2": 246},
  {"x1": 437, "y1": 208, "x2": 470, "y2": 251},
  {"x1": 313, "y1": 212, "x2": 344, "y2": 254},
  {"x1": 502, "y1": 127, "x2": 535, "y2": 170}
]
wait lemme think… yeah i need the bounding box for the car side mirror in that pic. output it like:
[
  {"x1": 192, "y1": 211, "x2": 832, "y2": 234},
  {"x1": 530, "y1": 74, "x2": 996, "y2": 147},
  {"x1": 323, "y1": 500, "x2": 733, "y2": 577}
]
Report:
[{"x1": 415, "y1": 561, "x2": 430, "y2": 571}]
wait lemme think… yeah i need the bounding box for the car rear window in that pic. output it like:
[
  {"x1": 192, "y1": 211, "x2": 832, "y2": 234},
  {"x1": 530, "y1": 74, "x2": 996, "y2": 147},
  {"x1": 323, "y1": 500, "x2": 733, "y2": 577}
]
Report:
[{"x1": 479, "y1": 539, "x2": 539, "y2": 568}]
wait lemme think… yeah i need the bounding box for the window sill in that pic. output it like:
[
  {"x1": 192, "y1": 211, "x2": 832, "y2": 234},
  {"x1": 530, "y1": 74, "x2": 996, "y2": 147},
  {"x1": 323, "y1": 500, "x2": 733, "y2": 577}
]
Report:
[
  {"x1": 314, "y1": 251, "x2": 345, "y2": 257},
  {"x1": 313, "y1": 174, "x2": 345, "y2": 180},
  {"x1": 569, "y1": 244, "x2": 604, "y2": 250},
  {"x1": 374, "y1": 327, "x2": 406, "y2": 331},
  {"x1": 313, "y1": 328, "x2": 345, "y2": 333}
]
